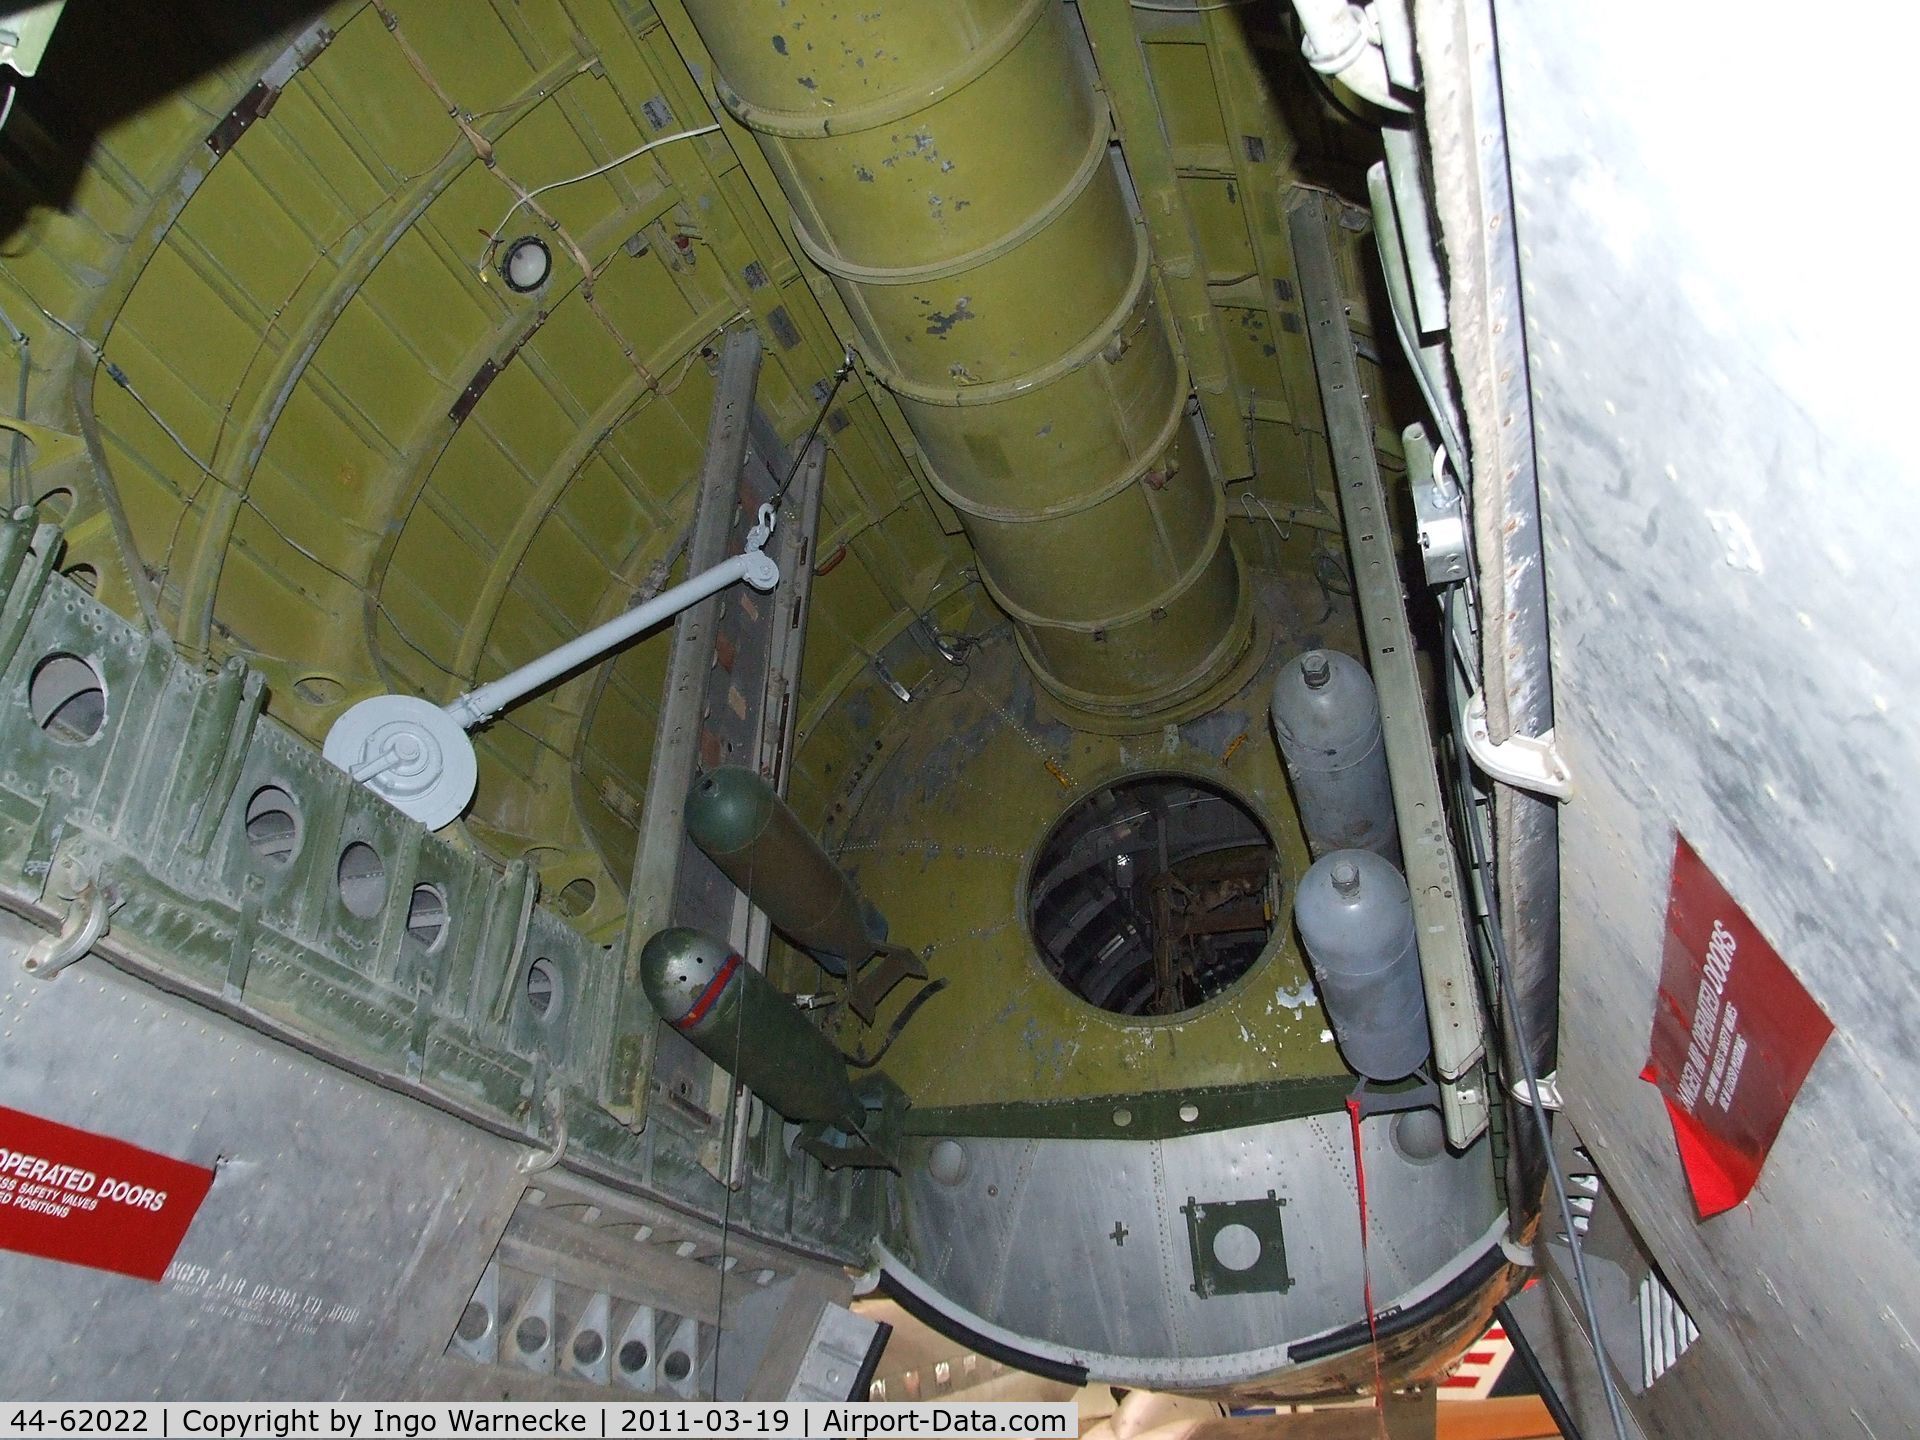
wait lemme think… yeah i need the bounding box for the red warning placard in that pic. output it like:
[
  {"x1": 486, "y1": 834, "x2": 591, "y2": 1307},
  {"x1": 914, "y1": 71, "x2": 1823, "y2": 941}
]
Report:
[
  {"x1": 0, "y1": 1105, "x2": 215, "y2": 1281},
  {"x1": 1641, "y1": 836, "x2": 1833, "y2": 1218}
]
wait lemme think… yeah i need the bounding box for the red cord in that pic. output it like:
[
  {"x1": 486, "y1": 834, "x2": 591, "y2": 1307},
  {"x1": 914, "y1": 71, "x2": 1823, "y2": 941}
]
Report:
[{"x1": 1347, "y1": 1098, "x2": 1389, "y2": 1435}]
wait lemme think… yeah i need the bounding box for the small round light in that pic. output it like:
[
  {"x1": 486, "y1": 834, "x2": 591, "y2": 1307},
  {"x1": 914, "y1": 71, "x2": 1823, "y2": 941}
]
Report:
[{"x1": 501, "y1": 235, "x2": 552, "y2": 293}]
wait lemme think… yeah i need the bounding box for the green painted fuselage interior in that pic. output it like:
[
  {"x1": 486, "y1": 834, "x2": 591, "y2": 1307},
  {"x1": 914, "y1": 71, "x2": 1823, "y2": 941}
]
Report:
[{"x1": 0, "y1": 0, "x2": 1406, "y2": 1118}]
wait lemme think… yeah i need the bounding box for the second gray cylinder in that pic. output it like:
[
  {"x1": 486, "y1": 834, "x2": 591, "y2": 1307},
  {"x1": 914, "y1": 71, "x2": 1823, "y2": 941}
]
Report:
[
  {"x1": 1295, "y1": 848, "x2": 1431, "y2": 1082},
  {"x1": 1270, "y1": 649, "x2": 1398, "y2": 860}
]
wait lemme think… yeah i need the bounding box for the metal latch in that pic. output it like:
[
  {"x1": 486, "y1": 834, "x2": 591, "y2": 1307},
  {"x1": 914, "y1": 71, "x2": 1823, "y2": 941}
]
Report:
[{"x1": 1463, "y1": 691, "x2": 1573, "y2": 800}]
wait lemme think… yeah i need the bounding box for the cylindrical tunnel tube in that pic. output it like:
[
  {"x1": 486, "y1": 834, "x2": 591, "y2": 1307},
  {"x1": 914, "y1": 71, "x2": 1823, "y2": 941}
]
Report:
[
  {"x1": 685, "y1": 764, "x2": 884, "y2": 974},
  {"x1": 641, "y1": 926, "x2": 867, "y2": 1132},
  {"x1": 682, "y1": 0, "x2": 1254, "y2": 726}
]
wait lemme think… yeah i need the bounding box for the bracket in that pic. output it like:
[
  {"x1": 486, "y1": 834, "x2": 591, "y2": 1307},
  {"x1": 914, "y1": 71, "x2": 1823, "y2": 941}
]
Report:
[
  {"x1": 0, "y1": 417, "x2": 87, "y2": 471},
  {"x1": 796, "y1": 1075, "x2": 906, "y2": 1172},
  {"x1": 1349, "y1": 1076, "x2": 1441, "y2": 1120},
  {"x1": 1510, "y1": 1070, "x2": 1565, "y2": 1112},
  {"x1": 1182, "y1": 1192, "x2": 1294, "y2": 1298},
  {"x1": 516, "y1": 1088, "x2": 570, "y2": 1176},
  {"x1": 22, "y1": 877, "x2": 111, "y2": 980},
  {"x1": 845, "y1": 943, "x2": 926, "y2": 1025},
  {"x1": 1405, "y1": 424, "x2": 1470, "y2": 585},
  {"x1": 869, "y1": 655, "x2": 912, "y2": 705},
  {"x1": 1462, "y1": 691, "x2": 1573, "y2": 801}
]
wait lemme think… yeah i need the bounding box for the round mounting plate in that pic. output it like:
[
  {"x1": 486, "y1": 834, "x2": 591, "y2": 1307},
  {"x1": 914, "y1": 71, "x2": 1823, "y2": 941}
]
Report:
[{"x1": 322, "y1": 694, "x2": 477, "y2": 830}]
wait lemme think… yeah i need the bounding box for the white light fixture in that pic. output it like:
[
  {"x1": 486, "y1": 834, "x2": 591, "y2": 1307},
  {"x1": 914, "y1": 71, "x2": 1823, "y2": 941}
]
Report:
[{"x1": 501, "y1": 235, "x2": 552, "y2": 293}]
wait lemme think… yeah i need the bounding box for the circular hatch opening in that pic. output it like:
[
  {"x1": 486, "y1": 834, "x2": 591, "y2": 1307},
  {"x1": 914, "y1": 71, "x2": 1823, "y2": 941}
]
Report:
[{"x1": 1027, "y1": 774, "x2": 1278, "y2": 1018}]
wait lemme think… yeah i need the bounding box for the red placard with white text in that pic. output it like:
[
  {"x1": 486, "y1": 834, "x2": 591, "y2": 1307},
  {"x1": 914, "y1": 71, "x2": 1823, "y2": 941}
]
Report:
[
  {"x1": 1641, "y1": 836, "x2": 1833, "y2": 1217},
  {"x1": 0, "y1": 1105, "x2": 215, "y2": 1281}
]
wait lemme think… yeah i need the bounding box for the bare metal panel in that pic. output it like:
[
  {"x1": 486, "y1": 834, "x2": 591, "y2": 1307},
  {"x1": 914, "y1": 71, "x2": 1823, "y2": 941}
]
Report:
[
  {"x1": 1493, "y1": 3, "x2": 1920, "y2": 1434},
  {"x1": 0, "y1": 915, "x2": 863, "y2": 1401},
  {"x1": 0, "y1": 925, "x2": 525, "y2": 1400},
  {"x1": 1505, "y1": 1280, "x2": 1652, "y2": 1440},
  {"x1": 437, "y1": 1176, "x2": 860, "y2": 1401},
  {"x1": 887, "y1": 1113, "x2": 1499, "y2": 1386}
]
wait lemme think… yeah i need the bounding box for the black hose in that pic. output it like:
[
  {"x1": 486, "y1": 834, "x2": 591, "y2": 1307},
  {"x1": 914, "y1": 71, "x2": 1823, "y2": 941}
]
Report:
[
  {"x1": 876, "y1": 1271, "x2": 1089, "y2": 1387},
  {"x1": 842, "y1": 975, "x2": 947, "y2": 1069},
  {"x1": 1287, "y1": 1240, "x2": 1507, "y2": 1364}
]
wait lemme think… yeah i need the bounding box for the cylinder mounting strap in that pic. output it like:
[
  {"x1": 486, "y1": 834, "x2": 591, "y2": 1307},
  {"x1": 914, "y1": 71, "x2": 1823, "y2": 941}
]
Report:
[
  {"x1": 713, "y1": 0, "x2": 1052, "y2": 139},
  {"x1": 1016, "y1": 549, "x2": 1260, "y2": 715},
  {"x1": 974, "y1": 475, "x2": 1227, "y2": 634},
  {"x1": 919, "y1": 360, "x2": 1186, "y2": 524},
  {"x1": 790, "y1": 110, "x2": 1113, "y2": 290},
  {"x1": 860, "y1": 219, "x2": 1155, "y2": 410}
]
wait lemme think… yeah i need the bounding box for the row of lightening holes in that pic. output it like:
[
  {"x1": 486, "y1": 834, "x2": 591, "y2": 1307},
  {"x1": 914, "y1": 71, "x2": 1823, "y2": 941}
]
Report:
[
  {"x1": 24, "y1": 646, "x2": 568, "y2": 1025},
  {"x1": 241, "y1": 784, "x2": 564, "y2": 1022},
  {"x1": 455, "y1": 1289, "x2": 700, "y2": 1390}
]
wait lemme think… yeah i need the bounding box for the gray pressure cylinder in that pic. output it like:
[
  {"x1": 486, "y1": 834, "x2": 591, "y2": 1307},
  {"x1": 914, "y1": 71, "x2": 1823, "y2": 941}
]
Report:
[
  {"x1": 1294, "y1": 849, "x2": 1431, "y2": 1082},
  {"x1": 1270, "y1": 649, "x2": 1398, "y2": 860}
]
